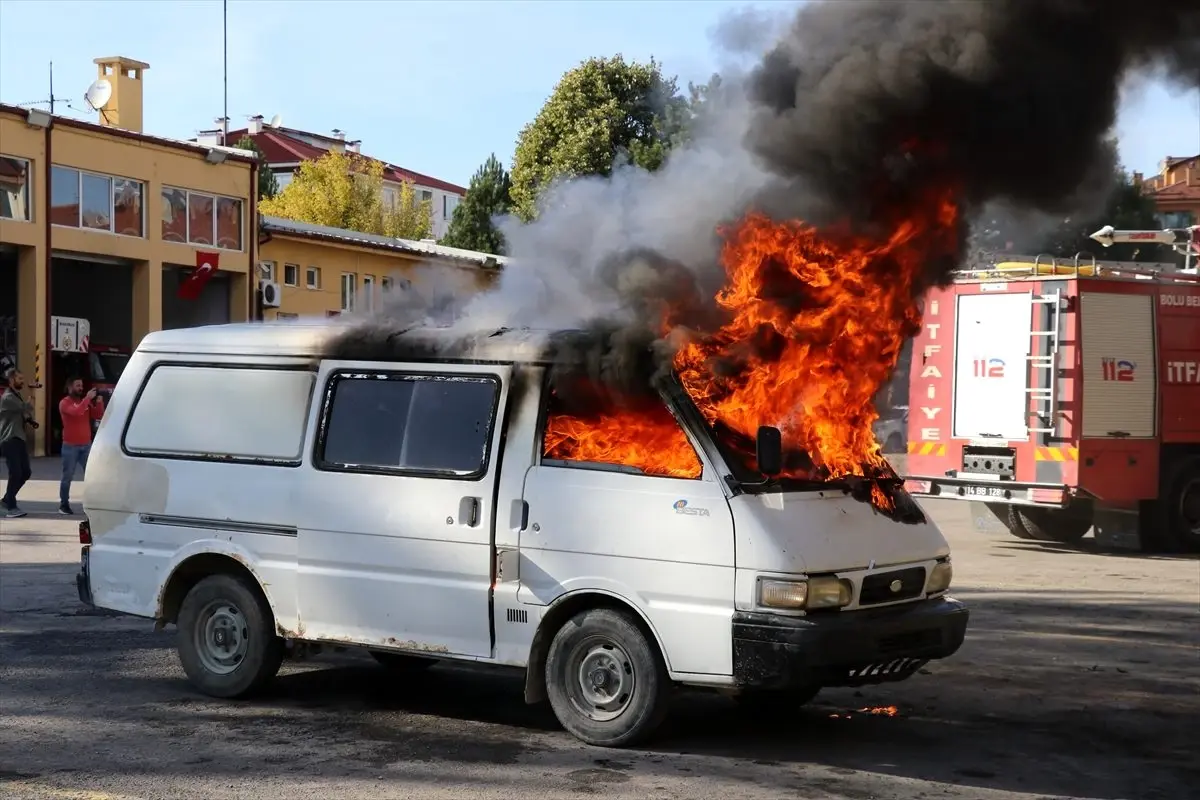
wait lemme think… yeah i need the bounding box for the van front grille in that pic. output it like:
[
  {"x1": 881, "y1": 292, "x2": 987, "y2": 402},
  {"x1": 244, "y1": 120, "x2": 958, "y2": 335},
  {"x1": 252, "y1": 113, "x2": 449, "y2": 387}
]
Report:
[{"x1": 859, "y1": 567, "x2": 927, "y2": 606}]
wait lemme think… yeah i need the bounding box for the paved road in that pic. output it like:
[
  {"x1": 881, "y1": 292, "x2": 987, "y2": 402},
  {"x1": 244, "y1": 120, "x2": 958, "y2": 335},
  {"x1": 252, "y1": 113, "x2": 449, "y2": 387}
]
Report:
[{"x1": 2, "y1": 462, "x2": 1198, "y2": 800}]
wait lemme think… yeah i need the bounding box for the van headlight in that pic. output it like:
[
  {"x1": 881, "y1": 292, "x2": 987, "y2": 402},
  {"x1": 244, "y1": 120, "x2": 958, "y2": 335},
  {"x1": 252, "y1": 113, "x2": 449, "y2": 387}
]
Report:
[
  {"x1": 926, "y1": 560, "x2": 953, "y2": 594},
  {"x1": 758, "y1": 577, "x2": 853, "y2": 611}
]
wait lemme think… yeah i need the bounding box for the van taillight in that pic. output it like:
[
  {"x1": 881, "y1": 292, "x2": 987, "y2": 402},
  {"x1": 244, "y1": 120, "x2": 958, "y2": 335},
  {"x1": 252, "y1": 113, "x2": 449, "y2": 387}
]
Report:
[{"x1": 79, "y1": 519, "x2": 92, "y2": 545}]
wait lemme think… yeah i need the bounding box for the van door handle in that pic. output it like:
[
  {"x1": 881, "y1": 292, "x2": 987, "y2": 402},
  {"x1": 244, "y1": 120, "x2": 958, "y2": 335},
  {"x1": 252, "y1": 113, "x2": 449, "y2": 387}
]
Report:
[
  {"x1": 458, "y1": 496, "x2": 481, "y2": 527},
  {"x1": 510, "y1": 499, "x2": 529, "y2": 531}
]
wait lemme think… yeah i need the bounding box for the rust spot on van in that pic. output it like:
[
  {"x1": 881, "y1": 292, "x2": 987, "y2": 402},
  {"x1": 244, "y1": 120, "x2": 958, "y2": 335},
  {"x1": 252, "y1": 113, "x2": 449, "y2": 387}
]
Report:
[{"x1": 383, "y1": 637, "x2": 450, "y2": 654}]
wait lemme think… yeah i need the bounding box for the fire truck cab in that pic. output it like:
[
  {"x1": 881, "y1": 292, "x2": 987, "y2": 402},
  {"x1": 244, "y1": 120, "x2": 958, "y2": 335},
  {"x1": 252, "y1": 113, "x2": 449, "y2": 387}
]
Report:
[{"x1": 902, "y1": 248, "x2": 1200, "y2": 554}]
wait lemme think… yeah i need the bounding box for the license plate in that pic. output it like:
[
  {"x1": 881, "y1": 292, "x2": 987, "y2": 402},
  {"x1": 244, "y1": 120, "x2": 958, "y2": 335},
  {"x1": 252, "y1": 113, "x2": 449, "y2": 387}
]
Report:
[{"x1": 963, "y1": 485, "x2": 1007, "y2": 499}]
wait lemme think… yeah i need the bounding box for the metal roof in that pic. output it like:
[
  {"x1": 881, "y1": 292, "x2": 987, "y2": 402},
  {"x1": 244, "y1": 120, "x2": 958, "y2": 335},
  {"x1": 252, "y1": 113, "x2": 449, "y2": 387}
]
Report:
[
  {"x1": 260, "y1": 215, "x2": 507, "y2": 270},
  {"x1": 136, "y1": 320, "x2": 570, "y2": 364}
]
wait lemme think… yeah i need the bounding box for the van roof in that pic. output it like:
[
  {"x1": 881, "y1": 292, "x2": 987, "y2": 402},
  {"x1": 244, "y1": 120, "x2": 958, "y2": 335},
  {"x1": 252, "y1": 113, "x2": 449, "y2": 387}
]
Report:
[{"x1": 135, "y1": 320, "x2": 583, "y2": 363}]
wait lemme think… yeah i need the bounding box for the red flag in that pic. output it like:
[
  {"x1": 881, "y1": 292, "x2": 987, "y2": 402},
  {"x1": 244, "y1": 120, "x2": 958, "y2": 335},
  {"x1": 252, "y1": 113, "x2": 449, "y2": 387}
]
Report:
[{"x1": 178, "y1": 251, "x2": 220, "y2": 301}]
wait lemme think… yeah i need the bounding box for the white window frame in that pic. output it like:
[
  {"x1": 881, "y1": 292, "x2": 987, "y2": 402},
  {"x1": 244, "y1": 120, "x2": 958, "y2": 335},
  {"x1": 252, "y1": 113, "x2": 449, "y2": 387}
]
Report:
[
  {"x1": 380, "y1": 276, "x2": 393, "y2": 294},
  {"x1": 306, "y1": 266, "x2": 321, "y2": 290},
  {"x1": 340, "y1": 272, "x2": 357, "y2": 312},
  {"x1": 283, "y1": 263, "x2": 299, "y2": 287},
  {"x1": 162, "y1": 185, "x2": 245, "y2": 251},
  {"x1": 0, "y1": 154, "x2": 32, "y2": 222},
  {"x1": 51, "y1": 165, "x2": 145, "y2": 237},
  {"x1": 362, "y1": 275, "x2": 375, "y2": 312}
]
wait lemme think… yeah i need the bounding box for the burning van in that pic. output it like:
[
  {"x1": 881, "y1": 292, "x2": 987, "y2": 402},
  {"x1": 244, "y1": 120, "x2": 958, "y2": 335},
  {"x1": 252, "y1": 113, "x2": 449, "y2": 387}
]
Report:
[{"x1": 76, "y1": 320, "x2": 968, "y2": 748}]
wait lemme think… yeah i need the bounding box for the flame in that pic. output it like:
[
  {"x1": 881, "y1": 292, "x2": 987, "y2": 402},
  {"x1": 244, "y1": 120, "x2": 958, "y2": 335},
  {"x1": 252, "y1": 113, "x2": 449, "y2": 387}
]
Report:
[{"x1": 543, "y1": 185, "x2": 960, "y2": 509}]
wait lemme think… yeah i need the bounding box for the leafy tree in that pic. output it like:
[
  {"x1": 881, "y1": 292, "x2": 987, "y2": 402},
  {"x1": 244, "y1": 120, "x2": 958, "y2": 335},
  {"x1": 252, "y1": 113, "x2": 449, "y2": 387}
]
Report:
[
  {"x1": 259, "y1": 150, "x2": 433, "y2": 240},
  {"x1": 440, "y1": 153, "x2": 512, "y2": 255},
  {"x1": 510, "y1": 55, "x2": 688, "y2": 221},
  {"x1": 234, "y1": 135, "x2": 278, "y2": 200}
]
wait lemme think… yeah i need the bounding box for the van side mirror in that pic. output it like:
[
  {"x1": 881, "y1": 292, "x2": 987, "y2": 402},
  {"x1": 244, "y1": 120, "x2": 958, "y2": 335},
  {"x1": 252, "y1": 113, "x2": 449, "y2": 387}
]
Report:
[{"x1": 756, "y1": 425, "x2": 782, "y2": 477}]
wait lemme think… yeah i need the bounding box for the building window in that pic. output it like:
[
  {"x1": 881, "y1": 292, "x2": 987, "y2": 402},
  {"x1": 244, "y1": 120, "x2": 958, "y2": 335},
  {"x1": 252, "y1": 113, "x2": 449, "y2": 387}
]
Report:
[
  {"x1": 306, "y1": 266, "x2": 321, "y2": 289},
  {"x1": 383, "y1": 187, "x2": 397, "y2": 209},
  {"x1": 442, "y1": 194, "x2": 447, "y2": 219},
  {"x1": 362, "y1": 275, "x2": 375, "y2": 312},
  {"x1": 1157, "y1": 211, "x2": 1196, "y2": 229},
  {"x1": 340, "y1": 272, "x2": 356, "y2": 312},
  {"x1": 162, "y1": 186, "x2": 244, "y2": 250},
  {"x1": 284, "y1": 263, "x2": 299, "y2": 286},
  {"x1": 260, "y1": 261, "x2": 275, "y2": 281},
  {"x1": 315, "y1": 371, "x2": 500, "y2": 478},
  {"x1": 0, "y1": 155, "x2": 32, "y2": 221},
  {"x1": 50, "y1": 166, "x2": 144, "y2": 236},
  {"x1": 380, "y1": 276, "x2": 392, "y2": 293},
  {"x1": 420, "y1": 189, "x2": 433, "y2": 205}
]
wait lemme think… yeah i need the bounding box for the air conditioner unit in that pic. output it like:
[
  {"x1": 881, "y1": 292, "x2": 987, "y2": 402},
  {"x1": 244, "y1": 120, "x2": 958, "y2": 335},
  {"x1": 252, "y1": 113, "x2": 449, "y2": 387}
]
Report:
[{"x1": 259, "y1": 279, "x2": 281, "y2": 308}]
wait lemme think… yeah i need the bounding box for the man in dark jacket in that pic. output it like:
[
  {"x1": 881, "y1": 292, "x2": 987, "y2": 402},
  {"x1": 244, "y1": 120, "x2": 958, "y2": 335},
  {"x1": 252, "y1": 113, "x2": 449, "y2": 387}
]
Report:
[{"x1": 1, "y1": 367, "x2": 39, "y2": 518}]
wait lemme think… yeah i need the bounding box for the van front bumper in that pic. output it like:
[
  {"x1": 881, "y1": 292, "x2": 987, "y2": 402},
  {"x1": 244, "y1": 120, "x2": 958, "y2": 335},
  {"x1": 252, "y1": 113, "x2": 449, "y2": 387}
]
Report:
[
  {"x1": 731, "y1": 596, "x2": 968, "y2": 690},
  {"x1": 75, "y1": 546, "x2": 94, "y2": 607}
]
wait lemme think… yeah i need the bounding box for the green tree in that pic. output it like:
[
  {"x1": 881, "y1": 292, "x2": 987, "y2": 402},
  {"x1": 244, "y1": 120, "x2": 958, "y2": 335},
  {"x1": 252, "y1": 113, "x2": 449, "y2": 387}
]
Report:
[
  {"x1": 235, "y1": 135, "x2": 279, "y2": 200},
  {"x1": 510, "y1": 55, "x2": 687, "y2": 221},
  {"x1": 259, "y1": 150, "x2": 433, "y2": 239},
  {"x1": 440, "y1": 153, "x2": 512, "y2": 255}
]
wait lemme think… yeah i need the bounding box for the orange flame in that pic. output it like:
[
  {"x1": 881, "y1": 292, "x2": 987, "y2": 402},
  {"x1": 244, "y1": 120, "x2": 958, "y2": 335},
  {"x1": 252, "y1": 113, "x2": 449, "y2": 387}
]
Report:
[{"x1": 544, "y1": 187, "x2": 960, "y2": 503}]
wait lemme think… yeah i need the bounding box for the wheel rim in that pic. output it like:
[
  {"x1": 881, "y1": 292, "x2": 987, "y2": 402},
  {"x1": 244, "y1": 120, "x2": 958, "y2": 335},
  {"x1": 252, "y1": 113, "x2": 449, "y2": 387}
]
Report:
[
  {"x1": 1179, "y1": 477, "x2": 1200, "y2": 537},
  {"x1": 566, "y1": 637, "x2": 636, "y2": 722},
  {"x1": 194, "y1": 599, "x2": 250, "y2": 675}
]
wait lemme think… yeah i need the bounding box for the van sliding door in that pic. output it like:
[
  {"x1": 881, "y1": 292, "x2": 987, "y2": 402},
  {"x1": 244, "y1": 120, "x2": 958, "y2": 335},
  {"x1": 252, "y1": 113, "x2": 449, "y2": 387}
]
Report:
[{"x1": 295, "y1": 360, "x2": 511, "y2": 658}]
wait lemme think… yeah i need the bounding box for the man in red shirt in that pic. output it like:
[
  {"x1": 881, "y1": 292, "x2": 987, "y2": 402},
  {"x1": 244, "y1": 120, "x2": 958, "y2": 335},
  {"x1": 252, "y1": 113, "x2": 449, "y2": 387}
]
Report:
[{"x1": 58, "y1": 376, "x2": 105, "y2": 516}]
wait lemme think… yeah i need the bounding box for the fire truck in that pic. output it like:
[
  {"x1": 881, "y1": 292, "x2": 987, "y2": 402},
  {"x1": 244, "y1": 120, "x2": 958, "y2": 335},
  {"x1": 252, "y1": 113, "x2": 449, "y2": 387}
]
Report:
[{"x1": 901, "y1": 226, "x2": 1200, "y2": 554}]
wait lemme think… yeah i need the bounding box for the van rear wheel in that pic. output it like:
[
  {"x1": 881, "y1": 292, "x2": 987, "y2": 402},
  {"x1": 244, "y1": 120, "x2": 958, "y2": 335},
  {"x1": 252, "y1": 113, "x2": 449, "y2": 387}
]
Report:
[
  {"x1": 176, "y1": 573, "x2": 283, "y2": 698},
  {"x1": 545, "y1": 608, "x2": 670, "y2": 748}
]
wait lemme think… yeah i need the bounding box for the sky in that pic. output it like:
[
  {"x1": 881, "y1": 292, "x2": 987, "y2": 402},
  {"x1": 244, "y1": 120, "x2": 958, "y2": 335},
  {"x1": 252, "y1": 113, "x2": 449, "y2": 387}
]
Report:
[{"x1": 0, "y1": 0, "x2": 1197, "y2": 189}]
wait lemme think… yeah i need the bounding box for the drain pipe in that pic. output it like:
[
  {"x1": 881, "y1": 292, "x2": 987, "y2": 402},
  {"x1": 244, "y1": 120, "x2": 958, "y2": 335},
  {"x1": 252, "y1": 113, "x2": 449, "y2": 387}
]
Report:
[{"x1": 41, "y1": 111, "x2": 53, "y2": 455}]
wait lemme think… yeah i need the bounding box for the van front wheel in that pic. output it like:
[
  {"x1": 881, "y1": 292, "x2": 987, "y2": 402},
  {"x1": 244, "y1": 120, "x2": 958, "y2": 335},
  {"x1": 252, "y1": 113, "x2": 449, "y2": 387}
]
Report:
[
  {"x1": 545, "y1": 608, "x2": 670, "y2": 748},
  {"x1": 176, "y1": 573, "x2": 284, "y2": 698}
]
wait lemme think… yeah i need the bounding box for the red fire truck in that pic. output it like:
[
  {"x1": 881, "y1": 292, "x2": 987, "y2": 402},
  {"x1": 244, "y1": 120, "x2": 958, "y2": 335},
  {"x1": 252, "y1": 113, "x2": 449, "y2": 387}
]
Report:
[{"x1": 901, "y1": 226, "x2": 1200, "y2": 554}]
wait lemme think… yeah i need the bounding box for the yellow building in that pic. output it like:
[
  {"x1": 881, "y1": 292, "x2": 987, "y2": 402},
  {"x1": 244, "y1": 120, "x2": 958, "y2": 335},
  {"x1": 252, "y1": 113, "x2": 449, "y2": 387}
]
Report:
[
  {"x1": 1, "y1": 56, "x2": 257, "y2": 456},
  {"x1": 258, "y1": 216, "x2": 504, "y2": 318}
]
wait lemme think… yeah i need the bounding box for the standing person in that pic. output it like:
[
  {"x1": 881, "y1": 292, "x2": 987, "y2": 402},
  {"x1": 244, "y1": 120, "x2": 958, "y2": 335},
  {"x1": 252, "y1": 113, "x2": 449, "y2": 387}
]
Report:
[
  {"x1": 1, "y1": 367, "x2": 39, "y2": 519},
  {"x1": 58, "y1": 377, "x2": 105, "y2": 516}
]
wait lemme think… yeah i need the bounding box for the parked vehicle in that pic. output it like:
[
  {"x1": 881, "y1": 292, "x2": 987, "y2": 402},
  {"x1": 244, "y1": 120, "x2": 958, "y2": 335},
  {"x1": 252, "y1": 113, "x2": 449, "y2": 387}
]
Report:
[
  {"x1": 901, "y1": 232, "x2": 1200, "y2": 553},
  {"x1": 76, "y1": 321, "x2": 968, "y2": 747}
]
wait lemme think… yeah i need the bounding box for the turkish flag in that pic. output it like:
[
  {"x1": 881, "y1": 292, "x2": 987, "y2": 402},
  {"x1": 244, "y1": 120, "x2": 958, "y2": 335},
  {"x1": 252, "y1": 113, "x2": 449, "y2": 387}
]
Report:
[{"x1": 178, "y1": 251, "x2": 220, "y2": 301}]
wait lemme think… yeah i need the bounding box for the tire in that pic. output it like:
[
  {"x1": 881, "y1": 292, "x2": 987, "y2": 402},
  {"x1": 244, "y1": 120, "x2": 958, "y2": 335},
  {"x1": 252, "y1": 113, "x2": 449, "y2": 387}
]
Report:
[
  {"x1": 1008, "y1": 503, "x2": 1093, "y2": 544},
  {"x1": 176, "y1": 573, "x2": 284, "y2": 699},
  {"x1": 545, "y1": 608, "x2": 671, "y2": 748},
  {"x1": 733, "y1": 685, "x2": 821, "y2": 714},
  {"x1": 987, "y1": 502, "x2": 1035, "y2": 540},
  {"x1": 370, "y1": 651, "x2": 438, "y2": 671},
  {"x1": 1157, "y1": 456, "x2": 1200, "y2": 554}
]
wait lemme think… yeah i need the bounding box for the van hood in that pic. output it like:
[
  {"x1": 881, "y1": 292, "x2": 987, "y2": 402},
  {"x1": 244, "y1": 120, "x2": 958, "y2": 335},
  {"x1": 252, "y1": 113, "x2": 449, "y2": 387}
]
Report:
[{"x1": 729, "y1": 490, "x2": 948, "y2": 574}]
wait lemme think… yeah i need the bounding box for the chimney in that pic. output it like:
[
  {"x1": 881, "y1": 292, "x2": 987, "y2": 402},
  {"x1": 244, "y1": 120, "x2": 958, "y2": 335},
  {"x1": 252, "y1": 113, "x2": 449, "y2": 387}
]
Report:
[
  {"x1": 247, "y1": 114, "x2": 264, "y2": 135},
  {"x1": 346, "y1": 139, "x2": 362, "y2": 154},
  {"x1": 196, "y1": 129, "x2": 223, "y2": 146},
  {"x1": 329, "y1": 128, "x2": 346, "y2": 153},
  {"x1": 92, "y1": 56, "x2": 150, "y2": 132},
  {"x1": 1132, "y1": 171, "x2": 1143, "y2": 185}
]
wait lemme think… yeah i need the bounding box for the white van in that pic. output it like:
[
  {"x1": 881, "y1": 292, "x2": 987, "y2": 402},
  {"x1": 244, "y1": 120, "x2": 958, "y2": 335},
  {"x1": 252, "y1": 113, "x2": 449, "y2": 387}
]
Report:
[{"x1": 75, "y1": 321, "x2": 968, "y2": 747}]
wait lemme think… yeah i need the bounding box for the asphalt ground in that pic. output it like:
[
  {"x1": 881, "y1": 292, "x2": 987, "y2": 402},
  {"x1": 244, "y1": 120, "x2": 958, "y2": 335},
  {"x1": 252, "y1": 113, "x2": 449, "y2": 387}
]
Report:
[{"x1": 2, "y1": 458, "x2": 1197, "y2": 800}]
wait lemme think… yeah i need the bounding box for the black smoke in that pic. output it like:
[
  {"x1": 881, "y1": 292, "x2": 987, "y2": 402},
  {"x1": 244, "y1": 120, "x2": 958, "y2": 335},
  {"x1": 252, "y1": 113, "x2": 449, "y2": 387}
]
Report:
[{"x1": 745, "y1": 0, "x2": 1199, "y2": 278}]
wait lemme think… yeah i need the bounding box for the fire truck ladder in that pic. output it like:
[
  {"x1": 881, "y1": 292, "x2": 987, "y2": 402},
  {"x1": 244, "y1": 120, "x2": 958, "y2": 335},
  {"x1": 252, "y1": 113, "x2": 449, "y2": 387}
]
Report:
[{"x1": 1027, "y1": 288, "x2": 1061, "y2": 436}]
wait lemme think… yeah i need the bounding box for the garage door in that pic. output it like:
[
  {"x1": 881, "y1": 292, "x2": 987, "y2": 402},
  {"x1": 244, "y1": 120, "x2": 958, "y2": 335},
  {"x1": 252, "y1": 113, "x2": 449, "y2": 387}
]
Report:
[{"x1": 162, "y1": 266, "x2": 231, "y2": 330}]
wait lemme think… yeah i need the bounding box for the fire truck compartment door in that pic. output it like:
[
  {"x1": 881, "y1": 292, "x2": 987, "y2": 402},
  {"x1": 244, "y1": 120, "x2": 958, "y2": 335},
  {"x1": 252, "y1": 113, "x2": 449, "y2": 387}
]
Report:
[
  {"x1": 1079, "y1": 292, "x2": 1156, "y2": 438},
  {"x1": 952, "y1": 292, "x2": 1032, "y2": 441}
]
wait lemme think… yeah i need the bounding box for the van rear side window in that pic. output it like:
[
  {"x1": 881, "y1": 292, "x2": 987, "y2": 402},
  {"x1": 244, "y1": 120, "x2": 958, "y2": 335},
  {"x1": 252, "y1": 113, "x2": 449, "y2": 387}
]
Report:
[
  {"x1": 123, "y1": 365, "x2": 316, "y2": 464},
  {"x1": 315, "y1": 372, "x2": 500, "y2": 479}
]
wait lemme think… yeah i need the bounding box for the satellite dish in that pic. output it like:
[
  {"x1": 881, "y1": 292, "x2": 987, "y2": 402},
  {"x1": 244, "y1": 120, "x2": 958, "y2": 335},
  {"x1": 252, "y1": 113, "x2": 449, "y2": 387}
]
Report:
[
  {"x1": 269, "y1": 113, "x2": 282, "y2": 128},
  {"x1": 84, "y1": 78, "x2": 112, "y2": 111}
]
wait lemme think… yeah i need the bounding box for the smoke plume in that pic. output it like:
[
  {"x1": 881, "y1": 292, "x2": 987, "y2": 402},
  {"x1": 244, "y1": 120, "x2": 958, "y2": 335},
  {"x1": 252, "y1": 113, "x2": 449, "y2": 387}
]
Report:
[{"x1": 331, "y1": 0, "x2": 1199, "y2": 397}]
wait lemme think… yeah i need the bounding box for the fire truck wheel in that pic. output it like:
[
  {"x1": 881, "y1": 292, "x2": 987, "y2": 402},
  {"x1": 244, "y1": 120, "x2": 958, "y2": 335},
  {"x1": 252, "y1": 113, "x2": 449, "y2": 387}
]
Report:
[
  {"x1": 989, "y1": 503, "x2": 1036, "y2": 539},
  {"x1": 1008, "y1": 504, "x2": 1092, "y2": 544},
  {"x1": 1160, "y1": 457, "x2": 1200, "y2": 553}
]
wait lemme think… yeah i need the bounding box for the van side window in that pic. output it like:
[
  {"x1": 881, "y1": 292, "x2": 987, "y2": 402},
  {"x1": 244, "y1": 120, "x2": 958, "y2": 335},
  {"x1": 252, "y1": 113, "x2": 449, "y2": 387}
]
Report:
[
  {"x1": 316, "y1": 372, "x2": 499, "y2": 479},
  {"x1": 541, "y1": 383, "x2": 703, "y2": 480},
  {"x1": 122, "y1": 365, "x2": 316, "y2": 464}
]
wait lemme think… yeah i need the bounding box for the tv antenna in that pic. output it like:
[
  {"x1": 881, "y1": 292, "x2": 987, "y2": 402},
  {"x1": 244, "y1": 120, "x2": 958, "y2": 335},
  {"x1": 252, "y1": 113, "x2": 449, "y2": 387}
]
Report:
[{"x1": 84, "y1": 77, "x2": 113, "y2": 123}]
